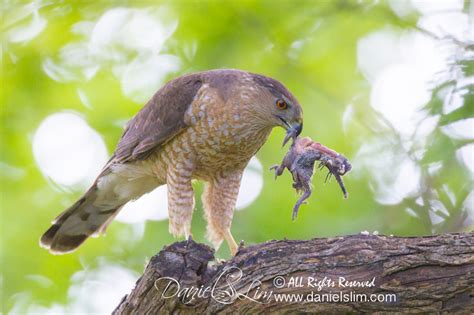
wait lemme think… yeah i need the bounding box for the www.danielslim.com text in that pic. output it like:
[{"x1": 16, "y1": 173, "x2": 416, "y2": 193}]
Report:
[{"x1": 273, "y1": 291, "x2": 397, "y2": 303}]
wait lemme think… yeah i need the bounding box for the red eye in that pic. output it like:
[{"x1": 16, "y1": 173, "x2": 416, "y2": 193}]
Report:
[{"x1": 276, "y1": 99, "x2": 287, "y2": 110}]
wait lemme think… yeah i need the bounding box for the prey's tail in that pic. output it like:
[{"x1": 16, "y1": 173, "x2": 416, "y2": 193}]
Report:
[{"x1": 40, "y1": 186, "x2": 123, "y2": 254}]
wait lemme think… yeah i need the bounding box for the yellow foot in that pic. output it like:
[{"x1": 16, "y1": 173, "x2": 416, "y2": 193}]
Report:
[{"x1": 224, "y1": 230, "x2": 239, "y2": 256}]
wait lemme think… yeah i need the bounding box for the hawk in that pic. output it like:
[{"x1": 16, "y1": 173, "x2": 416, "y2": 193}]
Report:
[{"x1": 40, "y1": 69, "x2": 303, "y2": 255}]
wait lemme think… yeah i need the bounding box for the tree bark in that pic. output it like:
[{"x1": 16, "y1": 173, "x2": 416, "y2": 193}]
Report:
[{"x1": 114, "y1": 233, "x2": 474, "y2": 314}]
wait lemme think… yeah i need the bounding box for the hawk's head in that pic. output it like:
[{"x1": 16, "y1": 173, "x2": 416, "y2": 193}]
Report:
[{"x1": 251, "y1": 73, "x2": 303, "y2": 146}]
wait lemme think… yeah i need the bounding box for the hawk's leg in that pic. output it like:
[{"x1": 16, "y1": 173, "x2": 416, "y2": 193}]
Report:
[
  {"x1": 202, "y1": 170, "x2": 242, "y2": 256},
  {"x1": 167, "y1": 166, "x2": 195, "y2": 239}
]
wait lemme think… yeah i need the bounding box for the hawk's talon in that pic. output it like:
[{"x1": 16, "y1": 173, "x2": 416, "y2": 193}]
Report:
[
  {"x1": 185, "y1": 234, "x2": 193, "y2": 248},
  {"x1": 215, "y1": 257, "x2": 226, "y2": 264},
  {"x1": 237, "y1": 240, "x2": 245, "y2": 254}
]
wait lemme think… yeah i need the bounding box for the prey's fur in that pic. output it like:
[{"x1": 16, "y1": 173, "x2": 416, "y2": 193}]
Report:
[{"x1": 271, "y1": 137, "x2": 351, "y2": 220}]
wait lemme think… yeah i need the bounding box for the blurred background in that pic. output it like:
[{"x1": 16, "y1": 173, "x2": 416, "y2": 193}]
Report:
[{"x1": 1, "y1": 0, "x2": 473, "y2": 313}]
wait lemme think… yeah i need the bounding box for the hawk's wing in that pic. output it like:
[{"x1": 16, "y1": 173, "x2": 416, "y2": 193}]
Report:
[{"x1": 110, "y1": 74, "x2": 203, "y2": 166}]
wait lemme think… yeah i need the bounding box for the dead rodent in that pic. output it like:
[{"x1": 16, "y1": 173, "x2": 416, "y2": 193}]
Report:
[{"x1": 271, "y1": 137, "x2": 352, "y2": 220}]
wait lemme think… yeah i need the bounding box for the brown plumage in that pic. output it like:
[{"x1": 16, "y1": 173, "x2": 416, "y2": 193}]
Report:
[{"x1": 40, "y1": 69, "x2": 303, "y2": 255}]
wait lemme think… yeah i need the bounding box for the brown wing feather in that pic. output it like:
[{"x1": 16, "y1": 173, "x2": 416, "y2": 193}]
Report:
[{"x1": 112, "y1": 73, "x2": 203, "y2": 164}]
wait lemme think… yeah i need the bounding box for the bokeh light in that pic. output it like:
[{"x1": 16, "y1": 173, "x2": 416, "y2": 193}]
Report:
[
  {"x1": 32, "y1": 112, "x2": 108, "y2": 188},
  {"x1": 2, "y1": 1, "x2": 472, "y2": 313},
  {"x1": 236, "y1": 157, "x2": 264, "y2": 210},
  {"x1": 4, "y1": 2, "x2": 47, "y2": 43},
  {"x1": 10, "y1": 263, "x2": 138, "y2": 314},
  {"x1": 117, "y1": 185, "x2": 168, "y2": 223}
]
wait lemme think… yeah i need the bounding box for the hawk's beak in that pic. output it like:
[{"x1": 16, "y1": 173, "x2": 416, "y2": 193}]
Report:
[{"x1": 282, "y1": 119, "x2": 303, "y2": 147}]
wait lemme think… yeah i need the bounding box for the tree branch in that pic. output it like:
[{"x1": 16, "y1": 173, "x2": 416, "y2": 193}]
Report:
[{"x1": 114, "y1": 233, "x2": 474, "y2": 314}]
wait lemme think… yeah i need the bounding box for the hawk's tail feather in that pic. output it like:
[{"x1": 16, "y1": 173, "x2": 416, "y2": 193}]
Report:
[{"x1": 39, "y1": 188, "x2": 123, "y2": 255}]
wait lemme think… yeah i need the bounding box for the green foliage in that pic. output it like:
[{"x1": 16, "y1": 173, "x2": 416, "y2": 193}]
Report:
[{"x1": 1, "y1": 0, "x2": 472, "y2": 312}]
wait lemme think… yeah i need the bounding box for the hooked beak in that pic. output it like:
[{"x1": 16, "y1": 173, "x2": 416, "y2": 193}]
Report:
[{"x1": 279, "y1": 117, "x2": 302, "y2": 147}]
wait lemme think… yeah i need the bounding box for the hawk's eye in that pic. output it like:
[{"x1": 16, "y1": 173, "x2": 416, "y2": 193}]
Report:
[{"x1": 276, "y1": 99, "x2": 287, "y2": 110}]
